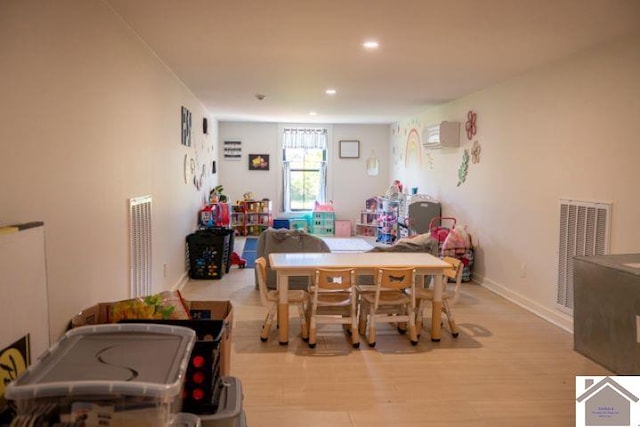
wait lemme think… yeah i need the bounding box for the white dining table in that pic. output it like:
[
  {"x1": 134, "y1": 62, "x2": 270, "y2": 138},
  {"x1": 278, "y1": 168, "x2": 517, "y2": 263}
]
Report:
[{"x1": 268, "y1": 251, "x2": 452, "y2": 345}]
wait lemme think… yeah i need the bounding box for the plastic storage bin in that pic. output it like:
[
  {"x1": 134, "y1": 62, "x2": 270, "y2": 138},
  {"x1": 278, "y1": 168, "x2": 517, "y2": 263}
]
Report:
[
  {"x1": 187, "y1": 228, "x2": 233, "y2": 279},
  {"x1": 272, "y1": 219, "x2": 290, "y2": 229},
  {"x1": 5, "y1": 323, "x2": 196, "y2": 427},
  {"x1": 289, "y1": 218, "x2": 308, "y2": 232},
  {"x1": 200, "y1": 377, "x2": 246, "y2": 427},
  {"x1": 170, "y1": 412, "x2": 202, "y2": 427}
]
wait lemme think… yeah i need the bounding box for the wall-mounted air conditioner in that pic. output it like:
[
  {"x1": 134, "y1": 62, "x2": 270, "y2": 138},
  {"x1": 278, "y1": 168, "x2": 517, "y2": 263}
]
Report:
[{"x1": 421, "y1": 121, "x2": 460, "y2": 149}]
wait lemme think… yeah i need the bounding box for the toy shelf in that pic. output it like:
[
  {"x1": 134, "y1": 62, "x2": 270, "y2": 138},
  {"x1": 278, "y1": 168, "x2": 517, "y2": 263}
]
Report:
[{"x1": 231, "y1": 200, "x2": 272, "y2": 236}]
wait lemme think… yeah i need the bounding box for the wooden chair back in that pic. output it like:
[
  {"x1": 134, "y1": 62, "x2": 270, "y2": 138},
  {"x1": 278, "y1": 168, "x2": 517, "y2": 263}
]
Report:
[
  {"x1": 376, "y1": 267, "x2": 416, "y2": 291},
  {"x1": 442, "y1": 256, "x2": 463, "y2": 303},
  {"x1": 314, "y1": 268, "x2": 354, "y2": 291},
  {"x1": 442, "y1": 256, "x2": 463, "y2": 282},
  {"x1": 308, "y1": 268, "x2": 359, "y2": 348},
  {"x1": 255, "y1": 257, "x2": 270, "y2": 307}
]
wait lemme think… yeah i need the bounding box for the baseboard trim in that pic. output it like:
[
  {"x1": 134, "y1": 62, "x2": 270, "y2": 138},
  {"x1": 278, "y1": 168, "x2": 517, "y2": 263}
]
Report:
[{"x1": 471, "y1": 272, "x2": 574, "y2": 334}]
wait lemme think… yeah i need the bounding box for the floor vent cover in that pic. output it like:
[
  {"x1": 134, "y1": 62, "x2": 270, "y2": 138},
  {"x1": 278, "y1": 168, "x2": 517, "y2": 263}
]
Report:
[
  {"x1": 129, "y1": 195, "x2": 152, "y2": 298},
  {"x1": 557, "y1": 199, "x2": 610, "y2": 312}
]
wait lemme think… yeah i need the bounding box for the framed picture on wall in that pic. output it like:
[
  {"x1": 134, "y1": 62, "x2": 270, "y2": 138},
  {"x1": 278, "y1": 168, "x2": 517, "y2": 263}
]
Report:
[
  {"x1": 339, "y1": 140, "x2": 360, "y2": 158},
  {"x1": 223, "y1": 140, "x2": 242, "y2": 160},
  {"x1": 248, "y1": 154, "x2": 269, "y2": 170},
  {"x1": 181, "y1": 106, "x2": 192, "y2": 146}
]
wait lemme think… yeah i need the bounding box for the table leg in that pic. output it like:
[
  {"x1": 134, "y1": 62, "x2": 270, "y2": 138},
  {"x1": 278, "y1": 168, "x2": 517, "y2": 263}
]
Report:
[
  {"x1": 431, "y1": 273, "x2": 443, "y2": 342},
  {"x1": 277, "y1": 274, "x2": 289, "y2": 345},
  {"x1": 278, "y1": 303, "x2": 289, "y2": 344}
]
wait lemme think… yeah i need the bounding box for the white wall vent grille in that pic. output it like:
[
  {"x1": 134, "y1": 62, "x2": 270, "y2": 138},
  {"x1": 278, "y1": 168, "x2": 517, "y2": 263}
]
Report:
[
  {"x1": 557, "y1": 199, "x2": 611, "y2": 313},
  {"x1": 129, "y1": 195, "x2": 152, "y2": 298}
]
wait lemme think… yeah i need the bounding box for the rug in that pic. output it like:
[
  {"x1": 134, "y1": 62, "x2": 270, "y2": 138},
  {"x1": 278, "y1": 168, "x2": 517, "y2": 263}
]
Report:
[
  {"x1": 241, "y1": 237, "x2": 258, "y2": 268},
  {"x1": 322, "y1": 237, "x2": 373, "y2": 253}
]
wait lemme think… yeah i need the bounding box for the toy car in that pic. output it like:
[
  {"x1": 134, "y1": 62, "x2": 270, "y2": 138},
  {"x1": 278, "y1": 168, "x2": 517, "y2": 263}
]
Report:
[{"x1": 229, "y1": 251, "x2": 246, "y2": 268}]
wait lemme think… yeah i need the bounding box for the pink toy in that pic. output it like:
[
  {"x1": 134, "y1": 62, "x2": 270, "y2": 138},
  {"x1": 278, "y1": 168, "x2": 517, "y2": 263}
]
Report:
[
  {"x1": 313, "y1": 200, "x2": 335, "y2": 212},
  {"x1": 429, "y1": 217, "x2": 457, "y2": 253}
]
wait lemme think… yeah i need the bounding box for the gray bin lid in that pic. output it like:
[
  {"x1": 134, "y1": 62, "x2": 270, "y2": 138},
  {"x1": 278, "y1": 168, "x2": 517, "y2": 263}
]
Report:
[{"x1": 5, "y1": 323, "x2": 195, "y2": 401}]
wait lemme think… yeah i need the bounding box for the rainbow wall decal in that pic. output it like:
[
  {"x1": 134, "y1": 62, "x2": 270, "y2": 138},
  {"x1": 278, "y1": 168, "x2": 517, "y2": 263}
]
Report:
[{"x1": 405, "y1": 128, "x2": 422, "y2": 168}]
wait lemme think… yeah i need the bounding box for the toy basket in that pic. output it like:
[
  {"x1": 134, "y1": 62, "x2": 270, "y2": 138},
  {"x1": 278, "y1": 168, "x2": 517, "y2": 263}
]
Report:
[
  {"x1": 187, "y1": 228, "x2": 233, "y2": 279},
  {"x1": 440, "y1": 224, "x2": 474, "y2": 282}
]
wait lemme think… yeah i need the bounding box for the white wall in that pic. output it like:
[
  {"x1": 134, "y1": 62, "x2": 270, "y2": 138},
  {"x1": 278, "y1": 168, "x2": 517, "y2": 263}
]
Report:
[
  {"x1": 0, "y1": 1, "x2": 218, "y2": 341},
  {"x1": 218, "y1": 122, "x2": 280, "y2": 205},
  {"x1": 390, "y1": 33, "x2": 640, "y2": 331},
  {"x1": 218, "y1": 122, "x2": 390, "y2": 226},
  {"x1": 332, "y1": 124, "x2": 390, "y2": 226},
  {"x1": 0, "y1": 226, "x2": 49, "y2": 359}
]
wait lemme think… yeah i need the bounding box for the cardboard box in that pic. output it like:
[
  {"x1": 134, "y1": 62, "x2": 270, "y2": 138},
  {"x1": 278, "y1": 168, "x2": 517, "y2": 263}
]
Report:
[
  {"x1": 70, "y1": 299, "x2": 234, "y2": 376},
  {"x1": 70, "y1": 302, "x2": 113, "y2": 327}
]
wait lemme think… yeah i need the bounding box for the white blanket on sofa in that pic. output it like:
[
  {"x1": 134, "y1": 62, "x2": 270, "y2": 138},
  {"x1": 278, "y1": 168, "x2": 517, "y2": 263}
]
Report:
[{"x1": 321, "y1": 237, "x2": 373, "y2": 253}]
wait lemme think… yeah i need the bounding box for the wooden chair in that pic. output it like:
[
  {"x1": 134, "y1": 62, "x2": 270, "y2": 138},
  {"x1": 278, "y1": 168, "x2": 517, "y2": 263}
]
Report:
[
  {"x1": 307, "y1": 268, "x2": 359, "y2": 349},
  {"x1": 255, "y1": 257, "x2": 309, "y2": 342},
  {"x1": 358, "y1": 267, "x2": 418, "y2": 347},
  {"x1": 412, "y1": 256, "x2": 463, "y2": 337}
]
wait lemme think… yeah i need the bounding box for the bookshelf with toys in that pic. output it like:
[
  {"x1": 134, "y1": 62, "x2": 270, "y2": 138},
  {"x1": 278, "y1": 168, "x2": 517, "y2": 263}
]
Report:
[
  {"x1": 231, "y1": 196, "x2": 273, "y2": 237},
  {"x1": 376, "y1": 198, "x2": 400, "y2": 244},
  {"x1": 355, "y1": 196, "x2": 399, "y2": 244}
]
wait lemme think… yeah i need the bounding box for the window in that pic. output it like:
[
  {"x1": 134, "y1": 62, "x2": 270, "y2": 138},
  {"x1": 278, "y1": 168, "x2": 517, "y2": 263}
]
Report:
[{"x1": 282, "y1": 128, "x2": 327, "y2": 212}]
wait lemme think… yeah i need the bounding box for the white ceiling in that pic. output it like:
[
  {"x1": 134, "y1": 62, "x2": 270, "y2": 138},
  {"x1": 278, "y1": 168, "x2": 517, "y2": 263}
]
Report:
[{"x1": 106, "y1": 0, "x2": 640, "y2": 124}]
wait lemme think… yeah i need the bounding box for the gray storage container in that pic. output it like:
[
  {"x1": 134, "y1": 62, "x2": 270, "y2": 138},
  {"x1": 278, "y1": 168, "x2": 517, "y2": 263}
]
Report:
[
  {"x1": 171, "y1": 412, "x2": 202, "y2": 427},
  {"x1": 574, "y1": 254, "x2": 640, "y2": 374},
  {"x1": 407, "y1": 199, "x2": 441, "y2": 234},
  {"x1": 5, "y1": 323, "x2": 196, "y2": 426},
  {"x1": 200, "y1": 376, "x2": 246, "y2": 427}
]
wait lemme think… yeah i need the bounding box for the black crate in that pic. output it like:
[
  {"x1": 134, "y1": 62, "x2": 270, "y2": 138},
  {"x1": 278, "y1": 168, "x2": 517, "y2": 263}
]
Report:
[
  {"x1": 225, "y1": 231, "x2": 235, "y2": 273},
  {"x1": 121, "y1": 319, "x2": 224, "y2": 415},
  {"x1": 187, "y1": 228, "x2": 233, "y2": 279}
]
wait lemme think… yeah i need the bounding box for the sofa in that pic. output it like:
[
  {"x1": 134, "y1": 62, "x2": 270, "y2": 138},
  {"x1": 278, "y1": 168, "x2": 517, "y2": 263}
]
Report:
[{"x1": 255, "y1": 228, "x2": 331, "y2": 290}]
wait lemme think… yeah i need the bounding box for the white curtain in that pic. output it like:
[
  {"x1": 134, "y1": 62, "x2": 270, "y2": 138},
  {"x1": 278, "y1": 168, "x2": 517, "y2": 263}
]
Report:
[
  {"x1": 282, "y1": 160, "x2": 291, "y2": 212},
  {"x1": 283, "y1": 128, "x2": 327, "y2": 149},
  {"x1": 318, "y1": 161, "x2": 327, "y2": 203}
]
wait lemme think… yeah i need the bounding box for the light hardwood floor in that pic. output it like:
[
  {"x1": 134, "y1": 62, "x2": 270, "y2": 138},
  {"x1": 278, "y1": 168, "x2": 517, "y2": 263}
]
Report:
[{"x1": 181, "y1": 238, "x2": 610, "y2": 427}]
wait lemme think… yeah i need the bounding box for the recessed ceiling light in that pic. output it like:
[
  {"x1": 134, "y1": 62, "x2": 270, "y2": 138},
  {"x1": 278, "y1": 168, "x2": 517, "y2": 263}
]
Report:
[
  {"x1": 309, "y1": 111, "x2": 317, "y2": 116},
  {"x1": 362, "y1": 40, "x2": 379, "y2": 49},
  {"x1": 325, "y1": 89, "x2": 337, "y2": 95}
]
